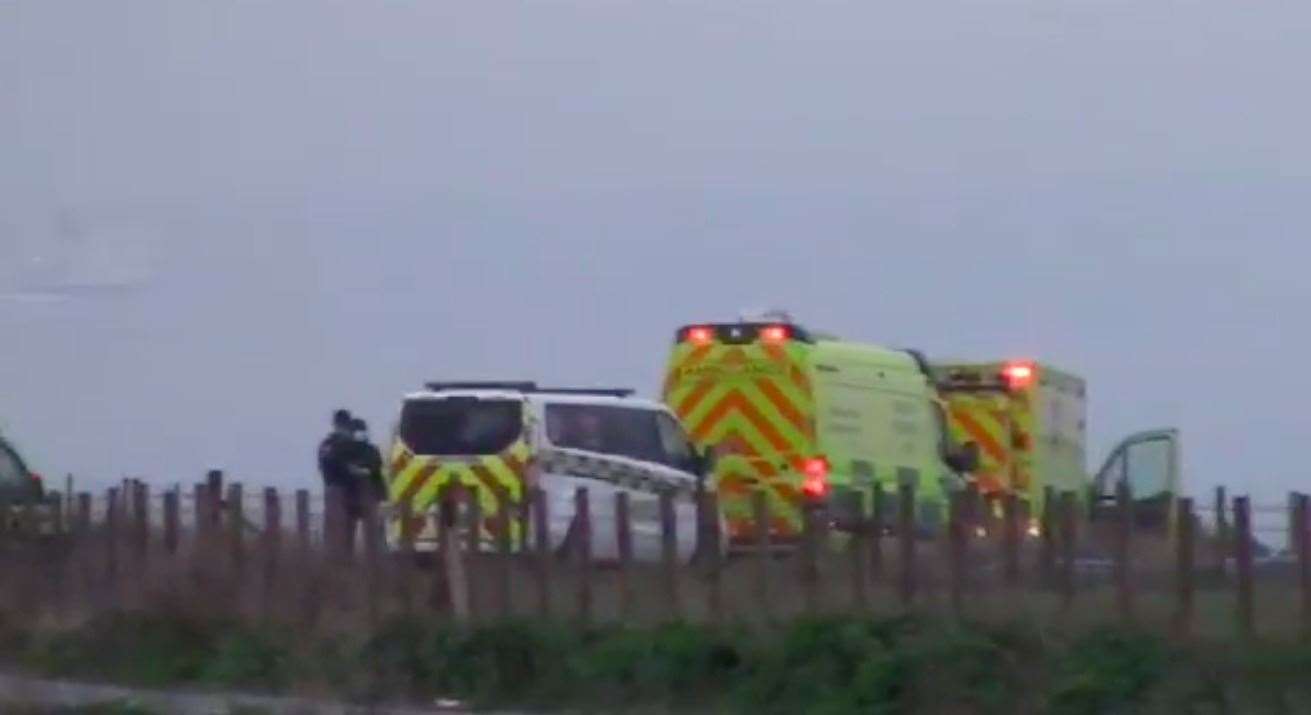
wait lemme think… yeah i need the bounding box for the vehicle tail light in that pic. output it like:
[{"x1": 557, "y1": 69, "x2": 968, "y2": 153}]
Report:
[
  {"x1": 759, "y1": 324, "x2": 791, "y2": 344},
  {"x1": 684, "y1": 326, "x2": 715, "y2": 346},
  {"x1": 801, "y1": 457, "x2": 830, "y2": 499},
  {"x1": 1001, "y1": 361, "x2": 1036, "y2": 391}
]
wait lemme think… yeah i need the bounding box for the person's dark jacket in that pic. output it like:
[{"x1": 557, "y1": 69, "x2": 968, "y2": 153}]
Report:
[
  {"x1": 318, "y1": 433, "x2": 354, "y2": 491},
  {"x1": 342, "y1": 439, "x2": 386, "y2": 514}
]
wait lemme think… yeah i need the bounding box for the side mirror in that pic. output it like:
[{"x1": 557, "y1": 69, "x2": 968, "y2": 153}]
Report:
[
  {"x1": 946, "y1": 441, "x2": 980, "y2": 473},
  {"x1": 693, "y1": 446, "x2": 718, "y2": 477}
]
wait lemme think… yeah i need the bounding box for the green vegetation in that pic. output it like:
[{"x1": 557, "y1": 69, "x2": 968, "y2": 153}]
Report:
[{"x1": 4, "y1": 611, "x2": 1311, "y2": 713}]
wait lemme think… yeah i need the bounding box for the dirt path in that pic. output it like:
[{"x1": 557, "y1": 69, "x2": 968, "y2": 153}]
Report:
[{"x1": 0, "y1": 672, "x2": 479, "y2": 714}]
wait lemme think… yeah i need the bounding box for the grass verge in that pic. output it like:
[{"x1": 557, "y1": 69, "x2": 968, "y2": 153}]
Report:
[{"x1": 3, "y1": 610, "x2": 1311, "y2": 713}]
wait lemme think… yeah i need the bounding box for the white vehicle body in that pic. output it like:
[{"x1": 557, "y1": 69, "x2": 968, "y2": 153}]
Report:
[{"x1": 386, "y1": 385, "x2": 722, "y2": 563}]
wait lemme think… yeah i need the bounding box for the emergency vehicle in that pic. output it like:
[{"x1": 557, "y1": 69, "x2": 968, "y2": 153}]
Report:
[
  {"x1": 662, "y1": 319, "x2": 977, "y2": 546},
  {"x1": 385, "y1": 382, "x2": 719, "y2": 561},
  {"x1": 934, "y1": 360, "x2": 1181, "y2": 530}
]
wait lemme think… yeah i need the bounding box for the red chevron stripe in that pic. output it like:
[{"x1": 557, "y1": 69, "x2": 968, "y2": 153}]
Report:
[
  {"x1": 400, "y1": 461, "x2": 440, "y2": 505},
  {"x1": 754, "y1": 377, "x2": 810, "y2": 439}
]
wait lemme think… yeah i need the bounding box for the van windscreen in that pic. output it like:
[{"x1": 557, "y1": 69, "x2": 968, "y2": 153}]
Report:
[{"x1": 399, "y1": 398, "x2": 523, "y2": 455}]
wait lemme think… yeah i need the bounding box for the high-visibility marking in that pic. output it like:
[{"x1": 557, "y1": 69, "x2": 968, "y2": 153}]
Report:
[
  {"x1": 729, "y1": 393, "x2": 793, "y2": 453},
  {"x1": 950, "y1": 406, "x2": 1008, "y2": 465},
  {"x1": 676, "y1": 380, "x2": 717, "y2": 421},
  {"x1": 769, "y1": 481, "x2": 803, "y2": 507},
  {"x1": 761, "y1": 342, "x2": 788, "y2": 365},
  {"x1": 690, "y1": 391, "x2": 740, "y2": 443},
  {"x1": 718, "y1": 473, "x2": 752, "y2": 496},
  {"x1": 755, "y1": 378, "x2": 810, "y2": 439},
  {"x1": 401, "y1": 461, "x2": 440, "y2": 505},
  {"x1": 790, "y1": 364, "x2": 811, "y2": 394},
  {"x1": 391, "y1": 449, "x2": 413, "y2": 478}
]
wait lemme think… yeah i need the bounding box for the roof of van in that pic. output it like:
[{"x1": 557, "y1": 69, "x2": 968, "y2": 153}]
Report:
[
  {"x1": 402, "y1": 389, "x2": 671, "y2": 413},
  {"x1": 810, "y1": 338, "x2": 924, "y2": 372}
]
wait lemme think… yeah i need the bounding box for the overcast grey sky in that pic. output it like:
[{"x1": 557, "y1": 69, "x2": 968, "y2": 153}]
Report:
[{"x1": 2, "y1": 1, "x2": 1308, "y2": 504}]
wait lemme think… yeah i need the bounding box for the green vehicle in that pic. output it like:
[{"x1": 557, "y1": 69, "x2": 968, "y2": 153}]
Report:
[{"x1": 663, "y1": 318, "x2": 978, "y2": 546}]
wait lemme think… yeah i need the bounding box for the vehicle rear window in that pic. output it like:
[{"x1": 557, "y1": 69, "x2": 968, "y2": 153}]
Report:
[
  {"x1": 545, "y1": 403, "x2": 669, "y2": 465},
  {"x1": 399, "y1": 398, "x2": 523, "y2": 455}
]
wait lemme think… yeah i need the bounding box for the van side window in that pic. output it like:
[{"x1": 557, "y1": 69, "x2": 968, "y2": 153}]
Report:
[
  {"x1": 545, "y1": 404, "x2": 665, "y2": 464},
  {"x1": 656, "y1": 413, "x2": 697, "y2": 471}
]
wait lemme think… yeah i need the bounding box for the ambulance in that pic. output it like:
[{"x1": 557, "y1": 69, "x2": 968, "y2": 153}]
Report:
[
  {"x1": 933, "y1": 360, "x2": 1181, "y2": 531},
  {"x1": 661, "y1": 319, "x2": 978, "y2": 546},
  {"x1": 385, "y1": 382, "x2": 720, "y2": 561}
]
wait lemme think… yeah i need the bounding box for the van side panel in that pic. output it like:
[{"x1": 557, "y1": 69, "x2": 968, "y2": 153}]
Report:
[
  {"x1": 810, "y1": 343, "x2": 949, "y2": 526},
  {"x1": 1033, "y1": 368, "x2": 1088, "y2": 502},
  {"x1": 663, "y1": 339, "x2": 816, "y2": 542}
]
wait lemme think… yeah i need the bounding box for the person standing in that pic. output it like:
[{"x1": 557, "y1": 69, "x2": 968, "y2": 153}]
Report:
[
  {"x1": 319, "y1": 409, "x2": 356, "y2": 552},
  {"x1": 342, "y1": 417, "x2": 386, "y2": 553}
]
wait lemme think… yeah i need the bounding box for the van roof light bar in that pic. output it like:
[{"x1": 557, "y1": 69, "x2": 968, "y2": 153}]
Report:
[{"x1": 425, "y1": 381, "x2": 539, "y2": 393}]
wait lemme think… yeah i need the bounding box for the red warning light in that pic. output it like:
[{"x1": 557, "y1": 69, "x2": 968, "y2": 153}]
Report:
[
  {"x1": 801, "y1": 457, "x2": 830, "y2": 499},
  {"x1": 760, "y1": 324, "x2": 791, "y2": 344},
  {"x1": 685, "y1": 326, "x2": 715, "y2": 346},
  {"x1": 1001, "y1": 361, "x2": 1036, "y2": 390}
]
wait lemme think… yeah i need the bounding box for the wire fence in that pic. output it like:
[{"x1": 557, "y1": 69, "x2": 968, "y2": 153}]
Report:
[{"x1": 0, "y1": 479, "x2": 1308, "y2": 641}]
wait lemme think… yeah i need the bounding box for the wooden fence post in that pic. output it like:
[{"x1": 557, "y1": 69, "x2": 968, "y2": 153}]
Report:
[
  {"x1": 847, "y1": 490, "x2": 869, "y2": 613},
  {"x1": 1059, "y1": 491, "x2": 1077, "y2": 612},
  {"x1": 949, "y1": 490, "x2": 966, "y2": 617},
  {"x1": 1115, "y1": 479, "x2": 1134, "y2": 623},
  {"x1": 801, "y1": 503, "x2": 821, "y2": 615},
  {"x1": 162, "y1": 490, "x2": 179, "y2": 556},
  {"x1": 440, "y1": 485, "x2": 470, "y2": 621},
  {"x1": 50, "y1": 490, "x2": 65, "y2": 536},
  {"x1": 1234, "y1": 496, "x2": 1254, "y2": 637},
  {"x1": 1002, "y1": 492, "x2": 1021, "y2": 586},
  {"x1": 532, "y1": 488, "x2": 552, "y2": 619},
  {"x1": 615, "y1": 492, "x2": 634, "y2": 622},
  {"x1": 753, "y1": 491, "x2": 771, "y2": 621},
  {"x1": 363, "y1": 498, "x2": 381, "y2": 627},
  {"x1": 262, "y1": 488, "x2": 282, "y2": 621},
  {"x1": 1214, "y1": 486, "x2": 1229, "y2": 579},
  {"x1": 206, "y1": 471, "x2": 224, "y2": 529},
  {"x1": 104, "y1": 488, "x2": 120, "y2": 607},
  {"x1": 464, "y1": 488, "x2": 483, "y2": 618},
  {"x1": 494, "y1": 496, "x2": 513, "y2": 621},
  {"x1": 227, "y1": 483, "x2": 245, "y2": 581},
  {"x1": 1039, "y1": 486, "x2": 1056, "y2": 587},
  {"x1": 397, "y1": 496, "x2": 415, "y2": 615},
  {"x1": 295, "y1": 490, "x2": 311, "y2": 555},
  {"x1": 132, "y1": 483, "x2": 150, "y2": 576},
  {"x1": 660, "y1": 491, "x2": 681, "y2": 621},
  {"x1": 1295, "y1": 492, "x2": 1311, "y2": 641},
  {"x1": 574, "y1": 488, "x2": 592, "y2": 624},
  {"x1": 76, "y1": 493, "x2": 91, "y2": 534},
  {"x1": 1174, "y1": 497, "x2": 1195, "y2": 638},
  {"x1": 702, "y1": 491, "x2": 723, "y2": 623},
  {"x1": 898, "y1": 483, "x2": 916, "y2": 608}
]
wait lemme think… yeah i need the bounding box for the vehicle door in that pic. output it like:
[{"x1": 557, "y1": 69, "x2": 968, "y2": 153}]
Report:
[{"x1": 1090, "y1": 428, "x2": 1181, "y2": 532}]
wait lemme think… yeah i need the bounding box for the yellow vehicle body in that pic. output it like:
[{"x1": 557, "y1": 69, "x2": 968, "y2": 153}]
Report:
[
  {"x1": 664, "y1": 322, "x2": 962, "y2": 545},
  {"x1": 933, "y1": 361, "x2": 1087, "y2": 516}
]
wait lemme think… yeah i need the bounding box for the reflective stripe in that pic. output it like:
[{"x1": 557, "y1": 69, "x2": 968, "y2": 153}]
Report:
[{"x1": 664, "y1": 339, "x2": 815, "y2": 540}]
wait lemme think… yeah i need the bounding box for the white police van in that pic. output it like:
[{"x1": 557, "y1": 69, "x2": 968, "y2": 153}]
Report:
[{"x1": 386, "y1": 382, "x2": 724, "y2": 563}]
